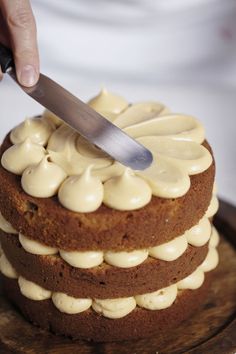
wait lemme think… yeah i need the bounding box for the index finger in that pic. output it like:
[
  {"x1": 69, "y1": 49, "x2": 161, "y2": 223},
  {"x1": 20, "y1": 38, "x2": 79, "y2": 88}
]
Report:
[{"x1": 1, "y1": 0, "x2": 39, "y2": 87}]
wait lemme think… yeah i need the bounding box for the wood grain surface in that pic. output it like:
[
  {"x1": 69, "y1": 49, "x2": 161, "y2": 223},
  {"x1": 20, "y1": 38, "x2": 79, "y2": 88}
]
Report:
[{"x1": 0, "y1": 200, "x2": 235, "y2": 354}]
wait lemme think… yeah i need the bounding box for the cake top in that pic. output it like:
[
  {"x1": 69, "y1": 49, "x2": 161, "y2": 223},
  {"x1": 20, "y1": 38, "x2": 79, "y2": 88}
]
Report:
[{"x1": 1, "y1": 89, "x2": 212, "y2": 213}]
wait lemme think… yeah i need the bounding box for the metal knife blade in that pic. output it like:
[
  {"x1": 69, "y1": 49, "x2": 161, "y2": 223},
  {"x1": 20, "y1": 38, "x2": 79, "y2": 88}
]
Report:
[{"x1": 7, "y1": 69, "x2": 153, "y2": 171}]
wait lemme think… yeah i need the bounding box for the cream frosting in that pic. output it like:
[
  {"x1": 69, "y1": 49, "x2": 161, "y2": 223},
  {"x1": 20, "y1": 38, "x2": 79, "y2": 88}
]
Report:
[
  {"x1": 206, "y1": 196, "x2": 219, "y2": 218},
  {"x1": 185, "y1": 217, "x2": 212, "y2": 247},
  {"x1": 177, "y1": 268, "x2": 205, "y2": 290},
  {"x1": 137, "y1": 154, "x2": 191, "y2": 198},
  {"x1": 0, "y1": 238, "x2": 219, "y2": 318},
  {"x1": 121, "y1": 113, "x2": 205, "y2": 143},
  {"x1": 18, "y1": 276, "x2": 52, "y2": 300},
  {"x1": 104, "y1": 249, "x2": 149, "y2": 268},
  {"x1": 47, "y1": 125, "x2": 112, "y2": 176},
  {"x1": 88, "y1": 88, "x2": 128, "y2": 118},
  {"x1": 1, "y1": 138, "x2": 46, "y2": 175},
  {"x1": 60, "y1": 250, "x2": 104, "y2": 269},
  {"x1": 0, "y1": 253, "x2": 18, "y2": 279},
  {"x1": 135, "y1": 284, "x2": 178, "y2": 310},
  {"x1": 0, "y1": 212, "x2": 17, "y2": 234},
  {"x1": 137, "y1": 136, "x2": 212, "y2": 175},
  {"x1": 199, "y1": 247, "x2": 219, "y2": 272},
  {"x1": 58, "y1": 166, "x2": 104, "y2": 212},
  {"x1": 1, "y1": 90, "x2": 213, "y2": 212},
  {"x1": 42, "y1": 109, "x2": 62, "y2": 128},
  {"x1": 92, "y1": 297, "x2": 136, "y2": 319},
  {"x1": 15, "y1": 221, "x2": 211, "y2": 268},
  {"x1": 1, "y1": 206, "x2": 217, "y2": 269},
  {"x1": 149, "y1": 235, "x2": 188, "y2": 261},
  {"x1": 19, "y1": 233, "x2": 58, "y2": 255},
  {"x1": 113, "y1": 102, "x2": 169, "y2": 129},
  {"x1": 103, "y1": 168, "x2": 152, "y2": 210},
  {"x1": 177, "y1": 230, "x2": 219, "y2": 290},
  {"x1": 52, "y1": 293, "x2": 92, "y2": 314},
  {"x1": 21, "y1": 156, "x2": 67, "y2": 198},
  {"x1": 213, "y1": 182, "x2": 218, "y2": 195},
  {"x1": 10, "y1": 117, "x2": 54, "y2": 146},
  {"x1": 209, "y1": 227, "x2": 220, "y2": 248}
]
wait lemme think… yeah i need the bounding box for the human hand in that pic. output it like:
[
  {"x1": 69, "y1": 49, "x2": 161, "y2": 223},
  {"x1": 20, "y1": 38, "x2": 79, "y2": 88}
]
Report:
[{"x1": 0, "y1": 0, "x2": 39, "y2": 87}]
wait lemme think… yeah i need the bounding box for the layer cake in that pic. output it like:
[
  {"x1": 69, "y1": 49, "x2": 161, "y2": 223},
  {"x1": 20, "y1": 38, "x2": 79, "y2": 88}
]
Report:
[{"x1": 0, "y1": 89, "x2": 219, "y2": 341}]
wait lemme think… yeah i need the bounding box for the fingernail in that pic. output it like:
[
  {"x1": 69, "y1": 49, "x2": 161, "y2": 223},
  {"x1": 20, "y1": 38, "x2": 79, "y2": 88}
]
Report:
[{"x1": 19, "y1": 65, "x2": 37, "y2": 87}]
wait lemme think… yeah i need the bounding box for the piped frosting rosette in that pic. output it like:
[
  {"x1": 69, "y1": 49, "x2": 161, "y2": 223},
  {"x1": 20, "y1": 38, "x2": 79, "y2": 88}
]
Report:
[{"x1": 1, "y1": 89, "x2": 213, "y2": 212}]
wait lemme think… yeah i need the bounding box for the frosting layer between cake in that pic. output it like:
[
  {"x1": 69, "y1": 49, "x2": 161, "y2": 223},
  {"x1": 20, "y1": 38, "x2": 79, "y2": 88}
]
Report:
[
  {"x1": 0, "y1": 230, "x2": 209, "y2": 298},
  {"x1": 0, "y1": 229, "x2": 219, "y2": 319},
  {"x1": 0, "y1": 192, "x2": 218, "y2": 269},
  {"x1": 0, "y1": 272, "x2": 211, "y2": 342}
]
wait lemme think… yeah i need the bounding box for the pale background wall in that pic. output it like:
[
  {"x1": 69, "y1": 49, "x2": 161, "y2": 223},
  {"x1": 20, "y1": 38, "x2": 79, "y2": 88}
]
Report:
[{"x1": 1, "y1": 0, "x2": 236, "y2": 205}]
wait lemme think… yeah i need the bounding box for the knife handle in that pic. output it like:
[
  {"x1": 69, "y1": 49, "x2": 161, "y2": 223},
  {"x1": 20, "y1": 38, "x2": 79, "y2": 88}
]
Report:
[{"x1": 0, "y1": 43, "x2": 14, "y2": 73}]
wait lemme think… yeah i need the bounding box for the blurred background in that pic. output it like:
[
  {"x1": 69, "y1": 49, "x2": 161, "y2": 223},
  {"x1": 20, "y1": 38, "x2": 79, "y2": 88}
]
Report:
[{"x1": 1, "y1": 0, "x2": 236, "y2": 205}]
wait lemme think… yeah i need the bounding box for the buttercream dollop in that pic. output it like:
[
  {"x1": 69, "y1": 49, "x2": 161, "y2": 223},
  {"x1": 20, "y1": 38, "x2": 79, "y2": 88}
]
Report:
[
  {"x1": 149, "y1": 235, "x2": 188, "y2": 261},
  {"x1": 58, "y1": 166, "x2": 104, "y2": 212},
  {"x1": 0, "y1": 253, "x2": 18, "y2": 278},
  {"x1": 18, "y1": 276, "x2": 52, "y2": 300},
  {"x1": 1, "y1": 138, "x2": 46, "y2": 175},
  {"x1": 88, "y1": 88, "x2": 128, "y2": 118},
  {"x1": 10, "y1": 117, "x2": 54, "y2": 145},
  {"x1": 60, "y1": 250, "x2": 104, "y2": 269},
  {"x1": 103, "y1": 168, "x2": 152, "y2": 210},
  {"x1": 209, "y1": 227, "x2": 220, "y2": 248},
  {"x1": 21, "y1": 156, "x2": 67, "y2": 197},
  {"x1": 104, "y1": 249, "x2": 149, "y2": 268},
  {"x1": 52, "y1": 293, "x2": 92, "y2": 314},
  {"x1": 19, "y1": 233, "x2": 58, "y2": 255},
  {"x1": 135, "y1": 284, "x2": 178, "y2": 310},
  {"x1": 92, "y1": 297, "x2": 136, "y2": 319},
  {"x1": 199, "y1": 247, "x2": 219, "y2": 272},
  {"x1": 177, "y1": 268, "x2": 205, "y2": 290},
  {"x1": 0, "y1": 212, "x2": 18, "y2": 234},
  {"x1": 185, "y1": 217, "x2": 212, "y2": 247},
  {"x1": 206, "y1": 196, "x2": 219, "y2": 218}
]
